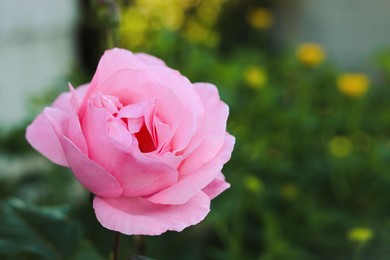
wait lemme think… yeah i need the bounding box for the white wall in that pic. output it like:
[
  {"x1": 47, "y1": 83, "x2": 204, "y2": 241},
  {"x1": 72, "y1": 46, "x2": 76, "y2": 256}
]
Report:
[
  {"x1": 0, "y1": 0, "x2": 78, "y2": 128},
  {"x1": 275, "y1": 0, "x2": 390, "y2": 70}
]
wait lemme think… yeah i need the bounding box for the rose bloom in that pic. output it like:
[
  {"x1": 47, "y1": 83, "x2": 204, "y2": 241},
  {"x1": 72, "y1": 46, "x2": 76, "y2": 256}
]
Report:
[{"x1": 26, "y1": 48, "x2": 235, "y2": 235}]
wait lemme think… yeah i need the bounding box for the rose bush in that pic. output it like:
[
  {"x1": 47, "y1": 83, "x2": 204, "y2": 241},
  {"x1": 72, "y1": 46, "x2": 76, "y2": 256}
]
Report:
[{"x1": 26, "y1": 48, "x2": 235, "y2": 235}]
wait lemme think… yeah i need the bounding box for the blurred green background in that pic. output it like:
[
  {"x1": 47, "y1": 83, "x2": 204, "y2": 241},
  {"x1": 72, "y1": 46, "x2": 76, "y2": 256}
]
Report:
[{"x1": 2, "y1": 0, "x2": 390, "y2": 259}]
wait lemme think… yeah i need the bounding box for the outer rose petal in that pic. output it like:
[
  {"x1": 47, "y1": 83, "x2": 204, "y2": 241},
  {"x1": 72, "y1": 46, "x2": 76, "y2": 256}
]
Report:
[
  {"x1": 26, "y1": 113, "x2": 68, "y2": 166},
  {"x1": 179, "y1": 83, "x2": 229, "y2": 174},
  {"x1": 135, "y1": 53, "x2": 166, "y2": 66},
  {"x1": 90, "y1": 49, "x2": 143, "y2": 86},
  {"x1": 26, "y1": 86, "x2": 88, "y2": 167},
  {"x1": 39, "y1": 104, "x2": 121, "y2": 197},
  {"x1": 56, "y1": 133, "x2": 123, "y2": 197},
  {"x1": 93, "y1": 191, "x2": 210, "y2": 235},
  {"x1": 43, "y1": 107, "x2": 88, "y2": 155},
  {"x1": 148, "y1": 134, "x2": 235, "y2": 205},
  {"x1": 202, "y1": 172, "x2": 231, "y2": 200}
]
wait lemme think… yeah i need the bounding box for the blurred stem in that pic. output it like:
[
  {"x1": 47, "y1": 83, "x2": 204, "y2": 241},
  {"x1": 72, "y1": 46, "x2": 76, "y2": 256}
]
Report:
[
  {"x1": 113, "y1": 232, "x2": 120, "y2": 260},
  {"x1": 331, "y1": 167, "x2": 350, "y2": 204},
  {"x1": 353, "y1": 243, "x2": 364, "y2": 260},
  {"x1": 105, "y1": 0, "x2": 120, "y2": 48},
  {"x1": 106, "y1": 28, "x2": 118, "y2": 49},
  {"x1": 214, "y1": 220, "x2": 241, "y2": 258},
  {"x1": 134, "y1": 235, "x2": 146, "y2": 256}
]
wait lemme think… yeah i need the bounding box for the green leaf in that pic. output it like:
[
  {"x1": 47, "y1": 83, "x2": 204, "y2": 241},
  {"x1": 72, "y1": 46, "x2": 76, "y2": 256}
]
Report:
[{"x1": 0, "y1": 198, "x2": 83, "y2": 259}]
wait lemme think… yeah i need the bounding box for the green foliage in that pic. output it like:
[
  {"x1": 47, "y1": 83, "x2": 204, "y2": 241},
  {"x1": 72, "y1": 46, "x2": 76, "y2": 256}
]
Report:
[{"x1": 0, "y1": 199, "x2": 103, "y2": 260}]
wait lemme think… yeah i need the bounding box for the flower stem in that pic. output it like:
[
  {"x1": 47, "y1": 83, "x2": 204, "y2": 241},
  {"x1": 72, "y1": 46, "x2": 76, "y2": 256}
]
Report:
[
  {"x1": 134, "y1": 235, "x2": 146, "y2": 256},
  {"x1": 113, "y1": 232, "x2": 120, "y2": 260}
]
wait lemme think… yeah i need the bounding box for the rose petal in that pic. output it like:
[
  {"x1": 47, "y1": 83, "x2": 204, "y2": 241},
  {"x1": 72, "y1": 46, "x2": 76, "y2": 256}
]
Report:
[
  {"x1": 26, "y1": 113, "x2": 68, "y2": 166},
  {"x1": 26, "y1": 86, "x2": 87, "y2": 167},
  {"x1": 135, "y1": 53, "x2": 166, "y2": 66},
  {"x1": 106, "y1": 119, "x2": 133, "y2": 148},
  {"x1": 68, "y1": 83, "x2": 89, "y2": 110},
  {"x1": 118, "y1": 100, "x2": 156, "y2": 119},
  {"x1": 56, "y1": 134, "x2": 123, "y2": 197},
  {"x1": 92, "y1": 94, "x2": 122, "y2": 115},
  {"x1": 42, "y1": 107, "x2": 122, "y2": 197},
  {"x1": 146, "y1": 65, "x2": 204, "y2": 121},
  {"x1": 83, "y1": 49, "x2": 165, "y2": 103},
  {"x1": 148, "y1": 134, "x2": 235, "y2": 205},
  {"x1": 154, "y1": 117, "x2": 171, "y2": 153},
  {"x1": 179, "y1": 83, "x2": 229, "y2": 174},
  {"x1": 43, "y1": 107, "x2": 87, "y2": 155},
  {"x1": 145, "y1": 152, "x2": 183, "y2": 170},
  {"x1": 202, "y1": 172, "x2": 231, "y2": 200},
  {"x1": 97, "y1": 69, "x2": 181, "y2": 124},
  {"x1": 144, "y1": 66, "x2": 203, "y2": 152},
  {"x1": 126, "y1": 118, "x2": 144, "y2": 134},
  {"x1": 93, "y1": 191, "x2": 210, "y2": 235},
  {"x1": 92, "y1": 48, "x2": 142, "y2": 86},
  {"x1": 169, "y1": 106, "x2": 197, "y2": 153}
]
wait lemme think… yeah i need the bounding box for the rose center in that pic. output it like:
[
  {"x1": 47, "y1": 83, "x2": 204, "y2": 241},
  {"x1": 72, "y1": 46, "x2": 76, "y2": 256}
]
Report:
[{"x1": 135, "y1": 124, "x2": 156, "y2": 153}]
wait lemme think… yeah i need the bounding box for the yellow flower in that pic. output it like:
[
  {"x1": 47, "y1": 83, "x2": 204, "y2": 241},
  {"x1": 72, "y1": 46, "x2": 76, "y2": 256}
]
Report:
[
  {"x1": 158, "y1": 5, "x2": 184, "y2": 30},
  {"x1": 337, "y1": 73, "x2": 370, "y2": 98},
  {"x1": 246, "y1": 7, "x2": 274, "y2": 29},
  {"x1": 184, "y1": 19, "x2": 219, "y2": 47},
  {"x1": 296, "y1": 43, "x2": 325, "y2": 67},
  {"x1": 281, "y1": 183, "x2": 299, "y2": 200},
  {"x1": 347, "y1": 227, "x2": 373, "y2": 243},
  {"x1": 119, "y1": 8, "x2": 148, "y2": 48},
  {"x1": 244, "y1": 175, "x2": 263, "y2": 194},
  {"x1": 243, "y1": 66, "x2": 268, "y2": 89},
  {"x1": 197, "y1": 1, "x2": 221, "y2": 25},
  {"x1": 329, "y1": 136, "x2": 353, "y2": 158}
]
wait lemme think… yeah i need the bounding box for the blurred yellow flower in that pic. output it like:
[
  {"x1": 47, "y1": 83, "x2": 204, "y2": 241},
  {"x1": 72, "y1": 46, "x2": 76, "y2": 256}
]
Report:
[
  {"x1": 347, "y1": 227, "x2": 373, "y2": 243},
  {"x1": 329, "y1": 136, "x2": 353, "y2": 158},
  {"x1": 197, "y1": 1, "x2": 221, "y2": 25},
  {"x1": 296, "y1": 43, "x2": 325, "y2": 67},
  {"x1": 160, "y1": 5, "x2": 184, "y2": 30},
  {"x1": 243, "y1": 66, "x2": 268, "y2": 89},
  {"x1": 119, "y1": 9, "x2": 148, "y2": 48},
  {"x1": 281, "y1": 183, "x2": 299, "y2": 200},
  {"x1": 244, "y1": 175, "x2": 263, "y2": 194},
  {"x1": 337, "y1": 73, "x2": 370, "y2": 98},
  {"x1": 184, "y1": 20, "x2": 219, "y2": 47},
  {"x1": 247, "y1": 7, "x2": 274, "y2": 29},
  {"x1": 119, "y1": 0, "x2": 225, "y2": 49}
]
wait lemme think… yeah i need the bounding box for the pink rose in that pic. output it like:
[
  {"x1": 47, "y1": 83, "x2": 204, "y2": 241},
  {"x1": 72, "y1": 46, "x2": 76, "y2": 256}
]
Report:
[{"x1": 26, "y1": 48, "x2": 235, "y2": 235}]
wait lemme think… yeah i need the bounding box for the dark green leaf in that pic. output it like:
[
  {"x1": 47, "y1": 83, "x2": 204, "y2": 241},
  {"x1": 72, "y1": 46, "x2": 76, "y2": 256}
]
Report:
[{"x1": 0, "y1": 199, "x2": 82, "y2": 259}]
